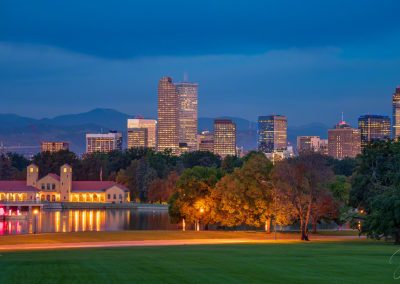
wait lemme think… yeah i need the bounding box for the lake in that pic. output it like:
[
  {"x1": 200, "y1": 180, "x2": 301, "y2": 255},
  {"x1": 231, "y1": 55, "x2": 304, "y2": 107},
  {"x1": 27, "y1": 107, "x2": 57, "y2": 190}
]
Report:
[{"x1": 0, "y1": 209, "x2": 178, "y2": 235}]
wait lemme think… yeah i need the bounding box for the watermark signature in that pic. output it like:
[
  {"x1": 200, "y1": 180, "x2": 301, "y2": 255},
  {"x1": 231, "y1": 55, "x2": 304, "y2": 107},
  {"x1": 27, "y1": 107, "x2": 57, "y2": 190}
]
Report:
[{"x1": 390, "y1": 248, "x2": 400, "y2": 280}]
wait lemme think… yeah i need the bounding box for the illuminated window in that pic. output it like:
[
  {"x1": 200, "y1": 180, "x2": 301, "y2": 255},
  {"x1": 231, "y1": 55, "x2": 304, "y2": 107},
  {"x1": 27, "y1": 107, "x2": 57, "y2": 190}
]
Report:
[
  {"x1": 63, "y1": 168, "x2": 67, "y2": 173},
  {"x1": 30, "y1": 167, "x2": 34, "y2": 173}
]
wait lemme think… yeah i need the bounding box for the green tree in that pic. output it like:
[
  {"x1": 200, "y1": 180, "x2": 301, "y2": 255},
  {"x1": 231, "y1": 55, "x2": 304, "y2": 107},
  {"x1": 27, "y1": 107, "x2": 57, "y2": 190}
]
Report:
[
  {"x1": 364, "y1": 189, "x2": 400, "y2": 243},
  {"x1": 181, "y1": 151, "x2": 221, "y2": 169},
  {"x1": 221, "y1": 155, "x2": 243, "y2": 173},
  {"x1": 350, "y1": 140, "x2": 400, "y2": 211},
  {"x1": 32, "y1": 150, "x2": 81, "y2": 178},
  {"x1": 211, "y1": 153, "x2": 275, "y2": 230},
  {"x1": 168, "y1": 166, "x2": 223, "y2": 228}
]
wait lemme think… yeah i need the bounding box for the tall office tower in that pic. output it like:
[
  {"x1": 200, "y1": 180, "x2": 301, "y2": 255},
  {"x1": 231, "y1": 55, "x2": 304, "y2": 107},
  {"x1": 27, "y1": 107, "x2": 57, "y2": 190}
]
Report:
[
  {"x1": 393, "y1": 87, "x2": 400, "y2": 139},
  {"x1": 41, "y1": 141, "x2": 69, "y2": 153},
  {"x1": 213, "y1": 119, "x2": 236, "y2": 157},
  {"x1": 297, "y1": 136, "x2": 320, "y2": 154},
  {"x1": 258, "y1": 115, "x2": 288, "y2": 153},
  {"x1": 86, "y1": 131, "x2": 122, "y2": 154},
  {"x1": 127, "y1": 128, "x2": 148, "y2": 148},
  {"x1": 198, "y1": 130, "x2": 214, "y2": 152},
  {"x1": 328, "y1": 120, "x2": 361, "y2": 159},
  {"x1": 157, "y1": 77, "x2": 179, "y2": 154},
  {"x1": 358, "y1": 115, "x2": 391, "y2": 149},
  {"x1": 127, "y1": 118, "x2": 157, "y2": 149},
  {"x1": 176, "y1": 82, "x2": 198, "y2": 151}
]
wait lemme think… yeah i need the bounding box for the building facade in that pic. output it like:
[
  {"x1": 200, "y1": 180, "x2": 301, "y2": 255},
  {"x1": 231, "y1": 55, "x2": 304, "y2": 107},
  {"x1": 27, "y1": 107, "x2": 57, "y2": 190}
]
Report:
[
  {"x1": 213, "y1": 119, "x2": 236, "y2": 157},
  {"x1": 127, "y1": 118, "x2": 157, "y2": 149},
  {"x1": 198, "y1": 130, "x2": 214, "y2": 152},
  {"x1": 358, "y1": 115, "x2": 391, "y2": 149},
  {"x1": 41, "y1": 141, "x2": 69, "y2": 153},
  {"x1": 127, "y1": 128, "x2": 148, "y2": 148},
  {"x1": 258, "y1": 115, "x2": 287, "y2": 153},
  {"x1": 157, "y1": 77, "x2": 179, "y2": 154},
  {"x1": 328, "y1": 120, "x2": 361, "y2": 159},
  {"x1": 176, "y1": 82, "x2": 198, "y2": 152},
  {"x1": 0, "y1": 164, "x2": 130, "y2": 203},
  {"x1": 297, "y1": 136, "x2": 321, "y2": 154},
  {"x1": 86, "y1": 131, "x2": 122, "y2": 154},
  {"x1": 319, "y1": 139, "x2": 329, "y2": 156},
  {"x1": 393, "y1": 87, "x2": 400, "y2": 139}
]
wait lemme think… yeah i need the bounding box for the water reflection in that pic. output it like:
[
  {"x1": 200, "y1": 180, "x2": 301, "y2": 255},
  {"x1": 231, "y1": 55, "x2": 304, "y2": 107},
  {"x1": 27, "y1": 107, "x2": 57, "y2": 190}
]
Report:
[{"x1": 0, "y1": 209, "x2": 177, "y2": 235}]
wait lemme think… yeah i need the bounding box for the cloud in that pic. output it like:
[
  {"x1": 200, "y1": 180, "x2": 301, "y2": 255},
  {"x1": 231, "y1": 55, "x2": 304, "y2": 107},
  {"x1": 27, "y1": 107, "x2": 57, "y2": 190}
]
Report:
[
  {"x1": 0, "y1": 42, "x2": 398, "y2": 126},
  {"x1": 2, "y1": 0, "x2": 400, "y2": 58}
]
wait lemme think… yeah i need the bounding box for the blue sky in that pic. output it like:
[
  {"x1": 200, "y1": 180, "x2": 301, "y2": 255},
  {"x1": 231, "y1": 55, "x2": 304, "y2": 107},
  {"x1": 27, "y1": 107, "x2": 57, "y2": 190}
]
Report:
[{"x1": 1, "y1": 0, "x2": 400, "y2": 126}]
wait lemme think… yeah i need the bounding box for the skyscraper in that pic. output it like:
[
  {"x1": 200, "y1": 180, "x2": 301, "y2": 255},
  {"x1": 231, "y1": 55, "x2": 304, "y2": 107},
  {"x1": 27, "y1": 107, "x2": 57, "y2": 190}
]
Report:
[
  {"x1": 176, "y1": 82, "x2": 198, "y2": 151},
  {"x1": 213, "y1": 119, "x2": 236, "y2": 157},
  {"x1": 157, "y1": 77, "x2": 179, "y2": 154},
  {"x1": 127, "y1": 118, "x2": 157, "y2": 149},
  {"x1": 393, "y1": 87, "x2": 400, "y2": 139},
  {"x1": 86, "y1": 131, "x2": 123, "y2": 154},
  {"x1": 127, "y1": 128, "x2": 148, "y2": 148},
  {"x1": 258, "y1": 115, "x2": 287, "y2": 153},
  {"x1": 358, "y1": 115, "x2": 391, "y2": 149},
  {"x1": 328, "y1": 120, "x2": 361, "y2": 159}
]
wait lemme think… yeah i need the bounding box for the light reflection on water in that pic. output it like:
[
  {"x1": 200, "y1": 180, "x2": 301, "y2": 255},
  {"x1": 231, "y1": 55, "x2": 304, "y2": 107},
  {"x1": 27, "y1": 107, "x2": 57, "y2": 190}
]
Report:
[{"x1": 0, "y1": 209, "x2": 178, "y2": 235}]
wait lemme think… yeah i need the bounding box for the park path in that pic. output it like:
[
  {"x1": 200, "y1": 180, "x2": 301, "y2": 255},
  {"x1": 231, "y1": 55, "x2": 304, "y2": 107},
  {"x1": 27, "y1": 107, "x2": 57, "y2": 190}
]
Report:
[{"x1": 0, "y1": 235, "x2": 361, "y2": 251}]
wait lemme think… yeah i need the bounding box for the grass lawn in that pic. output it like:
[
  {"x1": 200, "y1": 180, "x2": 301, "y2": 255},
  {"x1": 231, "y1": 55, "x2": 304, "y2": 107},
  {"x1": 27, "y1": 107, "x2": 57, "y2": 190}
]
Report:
[
  {"x1": 0, "y1": 241, "x2": 397, "y2": 284},
  {"x1": 0, "y1": 230, "x2": 358, "y2": 245}
]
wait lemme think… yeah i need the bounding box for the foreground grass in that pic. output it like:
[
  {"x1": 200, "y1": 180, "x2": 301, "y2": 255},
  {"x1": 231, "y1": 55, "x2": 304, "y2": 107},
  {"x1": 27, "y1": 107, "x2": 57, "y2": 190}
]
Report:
[
  {"x1": 0, "y1": 241, "x2": 397, "y2": 284},
  {"x1": 0, "y1": 230, "x2": 358, "y2": 245}
]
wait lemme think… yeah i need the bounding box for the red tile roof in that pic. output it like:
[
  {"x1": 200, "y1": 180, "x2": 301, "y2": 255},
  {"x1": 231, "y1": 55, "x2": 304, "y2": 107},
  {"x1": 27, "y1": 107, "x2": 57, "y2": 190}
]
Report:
[
  {"x1": 71, "y1": 181, "x2": 129, "y2": 192},
  {"x1": 0, "y1": 181, "x2": 39, "y2": 192}
]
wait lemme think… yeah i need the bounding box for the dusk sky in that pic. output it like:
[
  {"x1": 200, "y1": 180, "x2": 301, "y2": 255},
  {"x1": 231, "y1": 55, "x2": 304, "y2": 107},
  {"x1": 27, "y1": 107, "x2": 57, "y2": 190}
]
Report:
[{"x1": 1, "y1": 0, "x2": 400, "y2": 126}]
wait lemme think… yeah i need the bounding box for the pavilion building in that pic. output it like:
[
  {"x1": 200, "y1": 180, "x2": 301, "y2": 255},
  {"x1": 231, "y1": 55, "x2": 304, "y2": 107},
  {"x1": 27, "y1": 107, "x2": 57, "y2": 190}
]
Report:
[{"x1": 0, "y1": 164, "x2": 130, "y2": 203}]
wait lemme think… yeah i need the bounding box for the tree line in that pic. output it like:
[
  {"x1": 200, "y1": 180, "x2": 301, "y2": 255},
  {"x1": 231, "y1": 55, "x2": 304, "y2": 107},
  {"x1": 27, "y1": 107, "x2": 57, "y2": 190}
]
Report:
[
  {"x1": 169, "y1": 152, "x2": 351, "y2": 241},
  {"x1": 4, "y1": 141, "x2": 397, "y2": 243},
  {"x1": 0, "y1": 148, "x2": 241, "y2": 202}
]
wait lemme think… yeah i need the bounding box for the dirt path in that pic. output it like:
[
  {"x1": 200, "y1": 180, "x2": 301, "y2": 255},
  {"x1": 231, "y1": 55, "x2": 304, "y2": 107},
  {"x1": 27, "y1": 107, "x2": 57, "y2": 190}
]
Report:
[{"x1": 0, "y1": 235, "x2": 363, "y2": 251}]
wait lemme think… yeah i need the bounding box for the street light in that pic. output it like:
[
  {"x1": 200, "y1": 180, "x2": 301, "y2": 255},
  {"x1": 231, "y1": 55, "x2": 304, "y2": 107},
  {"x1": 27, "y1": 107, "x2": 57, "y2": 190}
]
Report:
[
  {"x1": 33, "y1": 209, "x2": 39, "y2": 234},
  {"x1": 196, "y1": 207, "x2": 204, "y2": 231}
]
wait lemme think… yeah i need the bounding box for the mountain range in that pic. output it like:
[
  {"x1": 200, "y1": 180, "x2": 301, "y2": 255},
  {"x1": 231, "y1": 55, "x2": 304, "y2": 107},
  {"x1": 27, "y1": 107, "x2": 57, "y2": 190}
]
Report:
[{"x1": 0, "y1": 108, "x2": 329, "y2": 154}]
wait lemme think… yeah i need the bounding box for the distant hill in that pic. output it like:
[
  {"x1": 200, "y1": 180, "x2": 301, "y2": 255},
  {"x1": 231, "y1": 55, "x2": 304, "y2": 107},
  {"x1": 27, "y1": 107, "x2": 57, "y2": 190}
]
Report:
[{"x1": 0, "y1": 109, "x2": 329, "y2": 155}]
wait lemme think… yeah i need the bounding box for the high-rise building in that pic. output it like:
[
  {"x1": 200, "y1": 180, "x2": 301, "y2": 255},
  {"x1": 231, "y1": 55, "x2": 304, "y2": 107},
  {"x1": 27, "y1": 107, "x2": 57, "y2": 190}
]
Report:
[
  {"x1": 393, "y1": 87, "x2": 400, "y2": 139},
  {"x1": 157, "y1": 77, "x2": 179, "y2": 154},
  {"x1": 358, "y1": 115, "x2": 391, "y2": 149},
  {"x1": 328, "y1": 120, "x2": 361, "y2": 159},
  {"x1": 258, "y1": 115, "x2": 287, "y2": 153},
  {"x1": 319, "y1": 139, "x2": 329, "y2": 156},
  {"x1": 127, "y1": 128, "x2": 148, "y2": 148},
  {"x1": 41, "y1": 141, "x2": 69, "y2": 153},
  {"x1": 127, "y1": 118, "x2": 157, "y2": 149},
  {"x1": 86, "y1": 131, "x2": 122, "y2": 154},
  {"x1": 297, "y1": 136, "x2": 321, "y2": 154},
  {"x1": 198, "y1": 130, "x2": 214, "y2": 152},
  {"x1": 213, "y1": 119, "x2": 236, "y2": 157},
  {"x1": 176, "y1": 82, "x2": 198, "y2": 151}
]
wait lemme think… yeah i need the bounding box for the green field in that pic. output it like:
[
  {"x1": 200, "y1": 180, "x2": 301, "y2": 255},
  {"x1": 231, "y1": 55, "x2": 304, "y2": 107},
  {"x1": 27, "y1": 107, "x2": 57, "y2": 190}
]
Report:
[{"x1": 0, "y1": 241, "x2": 397, "y2": 284}]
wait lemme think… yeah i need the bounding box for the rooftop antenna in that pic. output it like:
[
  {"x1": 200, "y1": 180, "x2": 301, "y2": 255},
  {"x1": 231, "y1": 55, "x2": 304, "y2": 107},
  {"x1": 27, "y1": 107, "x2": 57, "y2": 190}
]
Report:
[
  {"x1": 341, "y1": 112, "x2": 344, "y2": 122},
  {"x1": 183, "y1": 72, "x2": 188, "y2": 82}
]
